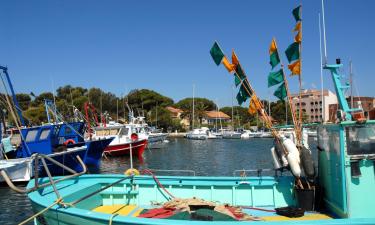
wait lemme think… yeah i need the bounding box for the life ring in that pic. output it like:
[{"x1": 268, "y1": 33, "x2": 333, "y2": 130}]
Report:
[
  {"x1": 124, "y1": 168, "x2": 140, "y2": 176},
  {"x1": 130, "y1": 133, "x2": 138, "y2": 142},
  {"x1": 63, "y1": 139, "x2": 76, "y2": 146}
]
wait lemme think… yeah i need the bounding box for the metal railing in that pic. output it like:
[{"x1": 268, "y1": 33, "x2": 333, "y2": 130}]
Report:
[
  {"x1": 232, "y1": 168, "x2": 276, "y2": 177},
  {"x1": 0, "y1": 154, "x2": 87, "y2": 198},
  {"x1": 146, "y1": 169, "x2": 196, "y2": 176}
]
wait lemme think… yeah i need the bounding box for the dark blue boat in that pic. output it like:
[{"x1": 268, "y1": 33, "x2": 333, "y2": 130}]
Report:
[{"x1": 0, "y1": 66, "x2": 112, "y2": 176}]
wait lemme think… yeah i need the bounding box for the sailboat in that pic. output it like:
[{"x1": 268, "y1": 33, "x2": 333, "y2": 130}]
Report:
[
  {"x1": 186, "y1": 85, "x2": 208, "y2": 140},
  {"x1": 222, "y1": 86, "x2": 242, "y2": 139}
]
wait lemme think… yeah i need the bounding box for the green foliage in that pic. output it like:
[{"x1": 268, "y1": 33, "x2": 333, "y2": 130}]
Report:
[
  {"x1": 32, "y1": 92, "x2": 54, "y2": 106},
  {"x1": 23, "y1": 106, "x2": 47, "y2": 125},
  {"x1": 16, "y1": 93, "x2": 31, "y2": 110},
  {"x1": 220, "y1": 106, "x2": 255, "y2": 128},
  {"x1": 148, "y1": 106, "x2": 181, "y2": 131},
  {"x1": 126, "y1": 89, "x2": 174, "y2": 114}
]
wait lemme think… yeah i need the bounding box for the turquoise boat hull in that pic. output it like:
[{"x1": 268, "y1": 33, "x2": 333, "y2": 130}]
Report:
[{"x1": 28, "y1": 174, "x2": 375, "y2": 225}]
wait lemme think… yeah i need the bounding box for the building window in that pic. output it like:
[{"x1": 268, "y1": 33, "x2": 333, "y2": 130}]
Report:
[
  {"x1": 302, "y1": 109, "x2": 306, "y2": 112},
  {"x1": 311, "y1": 109, "x2": 314, "y2": 112},
  {"x1": 319, "y1": 101, "x2": 322, "y2": 105}
]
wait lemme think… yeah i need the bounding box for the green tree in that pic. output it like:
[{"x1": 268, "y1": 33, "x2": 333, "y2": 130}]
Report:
[
  {"x1": 33, "y1": 92, "x2": 54, "y2": 106},
  {"x1": 126, "y1": 89, "x2": 174, "y2": 115},
  {"x1": 16, "y1": 93, "x2": 31, "y2": 110}
]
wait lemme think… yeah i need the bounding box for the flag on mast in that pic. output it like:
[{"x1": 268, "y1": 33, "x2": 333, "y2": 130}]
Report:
[{"x1": 269, "y1": 38, "x2": 280, "y2": 69}]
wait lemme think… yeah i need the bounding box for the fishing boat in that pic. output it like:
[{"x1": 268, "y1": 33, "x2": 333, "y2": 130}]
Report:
[
  {"x1": 85, "y1": 102, "x2": 148, "y2": 159},
  {"x1": 92, "y1": 124, "x2": 148, "y2": 158},
  {"x1": 0, "y1": 67, "x2": 113, "y2": 179}
]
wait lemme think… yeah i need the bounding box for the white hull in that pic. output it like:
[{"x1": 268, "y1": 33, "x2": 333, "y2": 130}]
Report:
[{"x1": 0, "y1": 158, "x2": 33, "y2": 182}]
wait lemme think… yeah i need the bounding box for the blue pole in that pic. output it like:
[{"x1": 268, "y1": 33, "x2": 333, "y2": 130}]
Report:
[
  {"x1": 324, "y1": 64, "x2": 353, "y2": 121},
  {"x1": 0, "y1": 66, "x2": 26, "y2": 126}
]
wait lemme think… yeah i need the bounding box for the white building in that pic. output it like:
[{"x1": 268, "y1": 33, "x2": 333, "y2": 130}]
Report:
[{"x1": 291, "y1": 89, "x2": 338, "y2": 123}]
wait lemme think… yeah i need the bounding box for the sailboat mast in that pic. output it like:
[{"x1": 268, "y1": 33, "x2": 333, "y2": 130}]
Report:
[
  {"x1": 350, "y1": 60, "x2": 353, "y2": 108},
  {"x1": 231, "y1": 85, "x2": 234, "y2": 130},
  {"x1": 192, "y1": 84, "x2": 195, "y2": 130}
]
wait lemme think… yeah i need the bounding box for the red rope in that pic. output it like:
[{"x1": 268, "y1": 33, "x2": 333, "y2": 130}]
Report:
[{"x1": 142, "y1": 169, "x2": 175, "y2": 199}]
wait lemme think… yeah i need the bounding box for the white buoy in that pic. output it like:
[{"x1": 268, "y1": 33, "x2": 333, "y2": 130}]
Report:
[{"x1": 281, "y1": 136, "x2": 302, "y2": 177}]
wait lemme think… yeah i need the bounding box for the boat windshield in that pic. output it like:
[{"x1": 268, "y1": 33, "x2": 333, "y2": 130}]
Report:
[
  {"x1": 119, "y1": 127, "x2": 129, "y2": 136},
  {"x1": 346, "y1": 124, "x2": 375, "y2": 155}
]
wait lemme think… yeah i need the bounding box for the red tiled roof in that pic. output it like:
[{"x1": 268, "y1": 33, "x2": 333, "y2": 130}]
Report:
[
  {"x1": 166, "y1": 106, "x2": 183, "y2": 113},
  {"x1": 205, "y1": 111, "x2": 230, "y2": 119}
]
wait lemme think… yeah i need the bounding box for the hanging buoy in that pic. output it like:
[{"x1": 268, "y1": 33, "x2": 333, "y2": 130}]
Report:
[
  {"x1": 302, "y1": 129, "x2": 309, "y2": 150},
  {"x1": 301, "y1": 146, "x2": 315, "y2": 180},
  {"x1": 275, "y1": 140, "x2": 289, "y2": 167},
  {"x1": 281, "y1": 136, "x2": 301, "y2": 177},
  {"x1": 287, "y1": 153, "x2": 301, "y2": 178},
  {"x1": 124, "y1": 168, "x2": 140, "y2": 176},
  {"x1": 270, "y1": 147, "x2": 282, "y2": 170}
]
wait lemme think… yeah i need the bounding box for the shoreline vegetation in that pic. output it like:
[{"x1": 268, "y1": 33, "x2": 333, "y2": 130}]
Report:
[{"x1": 10, "y1": 85, "x2": 302, "y2": 132}]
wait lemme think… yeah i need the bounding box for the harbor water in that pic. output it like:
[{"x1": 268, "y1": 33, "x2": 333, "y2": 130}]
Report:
[{"x1": 0, "y1": 137, "x2": 317, "y2": 225}]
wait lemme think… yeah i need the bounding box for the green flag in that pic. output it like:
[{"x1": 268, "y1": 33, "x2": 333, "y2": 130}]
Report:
[
  {"x1": 274, "y1": 82, "x2": 287, "y2": 100},
  {"x1": 285, "y1": 42, "x2": 300, "y2": 63},
  {"x1": 234, "y1": 74, "x2": 241, "y2": 87},
  {"x1": 292, "y1": 6, "x2": 301, "y2": 22},
  {"x1": 270, "y1": 51, "x2": 280, "y2": 69},
  {"x1": 236, "y1": 92, "x2": 246, "y2": 105},
  {"x1": 240, "y1": 85, "x2": 250, "y2": 99},
  {"x1": 210, "y1": 42, "x2": 225, "y2": 65},
  {"x1": 242, "y1": 81, "x2": 252, "y2": 96},
  {"x1": 268, "y1": 69, "x2": 284, "y2": 87},
  {"x1": 235, "y1": 64, "x2": 246, "y2": 80}
]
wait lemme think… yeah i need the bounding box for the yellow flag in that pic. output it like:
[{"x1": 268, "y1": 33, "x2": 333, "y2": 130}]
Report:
[
  {"x1": 222, "y1": 56, "x2": 235, "y2": 72},
  {"x1": 294, "y1": 31, "x2": 302, "y2": 43},
  {"x1": 232, "y1": 50, "x2": 239, "y2": 66},
  {"x1": 288, "y1": 60, "x2": 301, "y2": 75},
  {"x1": 269, "y1": 38, "x2": 277, "y2": 55},
  {"x1": 248, "y1": 95, "x2": 258, "y2": 115},
  {"x1": 294, "y1": 22, "x2": 301, "y2": 32}
]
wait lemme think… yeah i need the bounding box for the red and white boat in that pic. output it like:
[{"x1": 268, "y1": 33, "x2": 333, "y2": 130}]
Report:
[
  {"x1": 91, "y1": 124, "x2": 148, "y2": 159},
  {"x1": 84, "y1": 102, "x2": 148, "y2": 159}
]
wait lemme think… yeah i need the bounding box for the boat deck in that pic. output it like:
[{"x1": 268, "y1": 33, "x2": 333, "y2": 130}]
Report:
[{"x1": 92, "y1": 204, "x2": 333, "y2": 222}]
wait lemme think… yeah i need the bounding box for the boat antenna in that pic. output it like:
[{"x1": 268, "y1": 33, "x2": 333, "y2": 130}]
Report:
[
  {"x1": 319, "y1": 13, "x2": 325, "y2": 123},
  {"x1": 321, "y1": 0, "x2": 328, "y2": 64}
]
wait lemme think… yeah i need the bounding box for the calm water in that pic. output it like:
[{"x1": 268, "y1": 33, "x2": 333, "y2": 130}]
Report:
[{"x1": 0, "y1": 137, "x2": 317, "y2": 225}]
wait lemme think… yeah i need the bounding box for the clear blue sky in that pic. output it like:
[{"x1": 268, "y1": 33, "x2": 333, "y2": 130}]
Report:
[{"x1": 1, "y1": 0, "x2": 374, "y2": 107}]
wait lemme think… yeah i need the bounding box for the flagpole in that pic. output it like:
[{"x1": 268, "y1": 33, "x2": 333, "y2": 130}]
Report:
[
  {"x1": 273, "y1": 38, "x2": 299, "y2": 139},
  {"x1": 297, "y1": 4, "x2": 303, "y2": 147}
]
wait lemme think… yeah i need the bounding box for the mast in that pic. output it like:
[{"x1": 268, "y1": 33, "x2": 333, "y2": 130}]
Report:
[
  {"x1": 319, "y1": 13, "x2": 325, "y2": 123},
  {"x1": 231, "y1": 85, "x2": 234, "y2": 130},
  {"x1": 192, "y1": 84, "x2": 195, "y2": 130},
  {"x1": 350, "y1": 60, "x2": 353, "y2": 108}
]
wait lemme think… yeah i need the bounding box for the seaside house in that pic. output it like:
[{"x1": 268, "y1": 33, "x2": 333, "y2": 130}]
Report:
[
  {"x1": 201, "y1": 111, "x2": 231, "y2": 125},
  {"x1": 166, "y1": 106, "x2": 190, "y2": 128}
]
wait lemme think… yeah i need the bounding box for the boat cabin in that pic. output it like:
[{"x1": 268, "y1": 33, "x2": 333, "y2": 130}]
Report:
[{"x1": 317, "y1": 120, "x2": 375, "y2": 218}]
